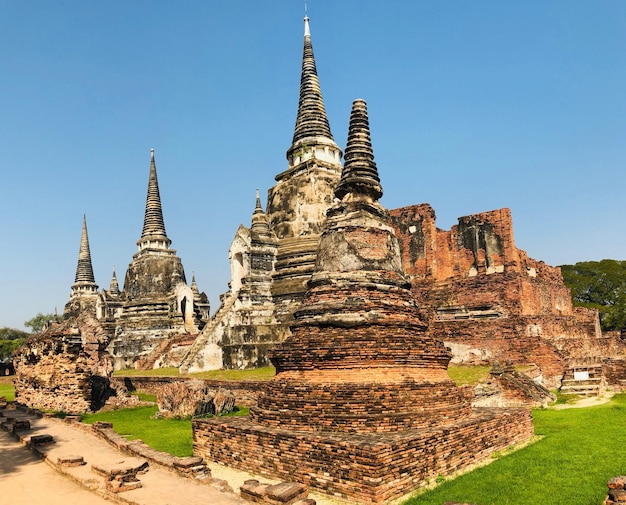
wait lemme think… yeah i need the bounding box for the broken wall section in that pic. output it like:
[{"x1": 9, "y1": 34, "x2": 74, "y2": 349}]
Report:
[{"x1": 13, "y1": 314, "x2": 114, "y2": 414}]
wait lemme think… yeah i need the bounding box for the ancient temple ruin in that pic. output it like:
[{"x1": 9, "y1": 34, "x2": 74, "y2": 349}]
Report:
[
  {"x1": 193, "y1": 100, "x2": 534, "y2": 503},
  {"x1": 179, "y1": 14, "x2": 622, "y2": 391},
  {"x1": 104, "y1": 149, "x2": 210, "y2": 369},
  {"x1": 180, "y1": 16, "x2": 342, "y2": 372},
  {"x1": 60, "y1": 150, "x2": 210, "y2": 370}
]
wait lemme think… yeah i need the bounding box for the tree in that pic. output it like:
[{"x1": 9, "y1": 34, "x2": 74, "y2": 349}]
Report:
[
  {"x1": 24, "y1": 312, "x2": 57, "y2": 334},
  {"x1": 0, "y1": 327, "x2": 29, "y2": 340},
  {"x1": 560, "y1": 260, "x2": 626, "y2": 332},
  {"x1": 0, "y1": 327, "x2": 29, "y2": 361}
]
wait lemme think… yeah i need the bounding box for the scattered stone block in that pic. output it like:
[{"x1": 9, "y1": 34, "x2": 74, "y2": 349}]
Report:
[
  {"x1": 57, "y1": 455, "x2": 86, "y2": 467},
  {"x1": 106, "y1": 474, "x2": 142, "y2": 493},
  {"x1": 29, "y1": 434, "x2": 54, "y2": 446},
  {"x1": 12, "y1": 419, "x2": 31, "y2": 432},
  {"x1": 92, "y1": 421, "x2": 113, "y2": 429},
  {"x1": 91, "y1": 459, "x2": 149, "y2": 478},
  {"x1": 240, "y1": 480, "x2": 311, "y2": 505},
  {"x1": 609, "y1": 477, "x2": 626, "y2": 489},
  {"x1": 606, "y1": 476, "x2": 626, "y2": 504}
]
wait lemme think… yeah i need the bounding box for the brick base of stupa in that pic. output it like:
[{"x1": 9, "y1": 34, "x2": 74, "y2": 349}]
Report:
[{"x1": 193, "y1": 407, "x2": 533, "y2": 504}]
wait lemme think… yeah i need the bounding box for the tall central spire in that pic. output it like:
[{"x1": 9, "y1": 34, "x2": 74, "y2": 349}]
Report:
[
  {"x1": 137, "y1": 148, "x2": 171, "y2": 252},
  {"x1": 290, "y1": 16, "x2": 334, "y2": 148}
]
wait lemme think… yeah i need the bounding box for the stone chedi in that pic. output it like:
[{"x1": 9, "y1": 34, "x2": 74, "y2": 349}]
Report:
[
  {"x1": 97, "y1": 149, "x2": 210, "y2": 369},
  {"x1": 181, "y1": 16, "x2": 341, "y2": 371},
  {"x1": 192, "y1": 100, "x2": 534, "y2": 504}
]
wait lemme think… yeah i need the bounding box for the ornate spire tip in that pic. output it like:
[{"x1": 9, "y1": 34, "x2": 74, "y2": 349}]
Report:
[{"x1": 304, "y1": 16, "x2": 310, "y2": 37}]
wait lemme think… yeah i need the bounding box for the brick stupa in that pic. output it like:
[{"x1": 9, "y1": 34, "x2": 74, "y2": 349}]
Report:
[{"x1": 193, "y1": 100, "x2": 534, "y2": 504}]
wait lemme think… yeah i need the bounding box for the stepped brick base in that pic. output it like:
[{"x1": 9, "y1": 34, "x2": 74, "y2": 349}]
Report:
[{"x1": 193, "y1": 407, "x2": 533, "y2": 504}]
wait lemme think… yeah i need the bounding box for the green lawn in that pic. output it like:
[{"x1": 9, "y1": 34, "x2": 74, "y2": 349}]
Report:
[
  {"x1": 82, "y1": 405, "x2": 193, "y2": 457},
  {"x1": 0, "y1": 380, "x2": 14, "y2": 402},
  {"x1": 113, "y1": 366, "x2": 276, "y2": 381},
  {"x1": 447, "y1": 364, "x2": 492, "y2": 385},
  {"x1": 404, "y1": 394, "x2": 626, "y2": 505}
]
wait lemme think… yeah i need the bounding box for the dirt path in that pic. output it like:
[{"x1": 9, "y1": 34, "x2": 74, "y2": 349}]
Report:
[{"x1": 0, "y1": 428, "x2": 112, "y2": 505}]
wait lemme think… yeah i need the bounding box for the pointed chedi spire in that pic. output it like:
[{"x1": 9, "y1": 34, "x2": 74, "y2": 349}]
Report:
[
  {"x1": 285, "y1": 16, "x2": 341, "y2": 169},
  {"x1": 191, "y1": 271, "x2": 199, "y2": 295},
  {"x1": 335, "y1": 99, "x2": 383, "y2": 202},
  {"x1": 251, "y1": 188, "x2": 272, "y2": 239},
  {"x1": 71, "y1": 214, "x2": 98, "y2": 296},
  {"x1": 292, "y1": 16, "x2": 334, "y2": 145},
  {"x1": 138, "y1": 148, "x2": 171, "y2": 251},
  {"x1": 109, "y1": 266, "x2": 120, "y2": 295}
]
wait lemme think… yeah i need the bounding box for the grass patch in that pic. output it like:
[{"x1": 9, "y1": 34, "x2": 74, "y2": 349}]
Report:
[
  {"x1": 188, "y1": 366, "x2": 275, "y2": 381},
  {"x1": 81, "y1": 403, "x2": 250, "y2": 457},
  {"x1": 0, "y1": 381, "x2": 15, "y2": 402},
  {"x1": 113, "y1": 367, "x2": 180, "y2": 377},
  {"x1": 131, "y1": 392, "x2": 157, "y2": 403},
  {"x1": 403, "y1": 393, "x2": 626, "y2": 505},
  {"x1": 113, "y1": 366, "x2": 276, "y2": 381},
  {"x1": 82, "y1": 405, "x2": 193, "y2": 457},
  {"x1": 550, "y1": 390, "x2": 581, "y2": 406},
  {"x1": 447, "y1": 365, "x2": 491, "y2": 386}
]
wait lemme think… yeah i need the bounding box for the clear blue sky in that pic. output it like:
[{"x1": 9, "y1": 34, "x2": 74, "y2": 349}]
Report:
[{"x1": 1, "y1": 1, "x2": 625, "y2": 331}]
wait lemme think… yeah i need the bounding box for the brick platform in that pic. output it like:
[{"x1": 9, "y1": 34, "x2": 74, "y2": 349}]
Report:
[{"x1": 194, "y1": 406, "x2": 532, "y2": 504}]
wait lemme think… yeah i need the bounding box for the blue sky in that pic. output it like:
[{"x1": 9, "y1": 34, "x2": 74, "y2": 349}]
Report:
[{"x1": 1, "y1": 1, "x2": 625, "y2": 331}]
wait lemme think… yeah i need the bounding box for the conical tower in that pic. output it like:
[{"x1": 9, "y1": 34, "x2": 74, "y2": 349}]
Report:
[
  {"x1": 137, "y1": 148, "x2": 172, "y2": 253},
  {"x1": 258, "y1": 99, "x2": 464, "y2": 432},
  {"x1": 266, "y1": 15, "x2": 344, "y2": 331},
  {"x1": 111, "y1": 148, "x2": 200, "y2": 370},
  {"x1": 70, "y1": 215, "x2": 98, "y2": 297},
  {"x1": 109, "y1": 267, "x2": 120, "y2": 295},
  {"x1": 250, "y1": 188, "x2": 272, "y2": 240},
  {"x1": 123, "y1": 149, "x2": 184, "y2": 300}
]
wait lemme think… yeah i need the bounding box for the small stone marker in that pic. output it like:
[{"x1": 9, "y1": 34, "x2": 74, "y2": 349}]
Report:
[
  {"x1": 12, "y1": 419, "x2": 31, "y2": 432},
  {"x1": 29, "y1": 434, "x2": 54, "y2": 446},
  {"x1": 240, "y1": 479, "x2": 311, "y2": 505},
  {"x1": 57, "y1": 455, "x2": 85, "y2": 467}
]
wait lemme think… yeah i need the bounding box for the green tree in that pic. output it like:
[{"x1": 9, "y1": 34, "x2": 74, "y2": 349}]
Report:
[
  {"x1": 560, "y1": 259, "x2": 626, "y2": 332},
  {"x1": 0, "y1": 327, "x2": 29, "y2": 340},
  {"x1": 24, "y1": 312, "x2": 56, "y2": 334},
  {"x1": 0, "y1": 327, "x2": 29, "y2": 360}
]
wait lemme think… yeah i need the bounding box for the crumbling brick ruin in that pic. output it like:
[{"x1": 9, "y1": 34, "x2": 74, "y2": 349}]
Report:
[
  {"x1": 192, "y1": 98, "x2": 534, "y2": 504},
  {"x1": 13, "y1": 313, "x2": 113, "y2": 414}
]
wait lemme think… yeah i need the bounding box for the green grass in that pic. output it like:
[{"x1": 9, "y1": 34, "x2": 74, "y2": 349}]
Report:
[
  {"x1": 403, "y1": 393, "x2": 626, "y2": 505},
  {"x1": 113, "y1": 365, "x2": 276, "y2": 381},
  {"x1": 81, "y1": 402, "x2": 250, "y2": 458},
  {"x1": 447, "y1": 364, "x2": 492, "y2": 386},
  {"x1": 0, "y1": 380, "x2": 14, "y2": 402},
  {"x1": 82, "y1": 405, "x2": 193, "y2": 457},
  {"x1": 113, "y1": 367, "x2": 180, "y2": 377},
  {"x1": 188, "y1": 366, "x2": 275, "y2": 381}
]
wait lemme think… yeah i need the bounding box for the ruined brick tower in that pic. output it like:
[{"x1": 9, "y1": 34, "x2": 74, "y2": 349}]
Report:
[
  {"x1": 193, "y1": 100, "x2": 534, "y2": 503},
  {"x1": 181, "y1": 16, "x2": 342, "y2": 371}
]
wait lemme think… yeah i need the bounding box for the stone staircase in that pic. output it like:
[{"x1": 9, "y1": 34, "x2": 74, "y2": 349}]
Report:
[{"x1": 560, "y1": 360, "x2": 606, "y2": 396}]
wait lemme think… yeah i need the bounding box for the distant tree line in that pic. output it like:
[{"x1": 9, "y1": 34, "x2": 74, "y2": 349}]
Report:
[
  {"x1": 0, "y1": 312, "x2": 60, "y2": 361},
  {"x1": 560, "y1": 259, "x2": 626, "y2": 332}
]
